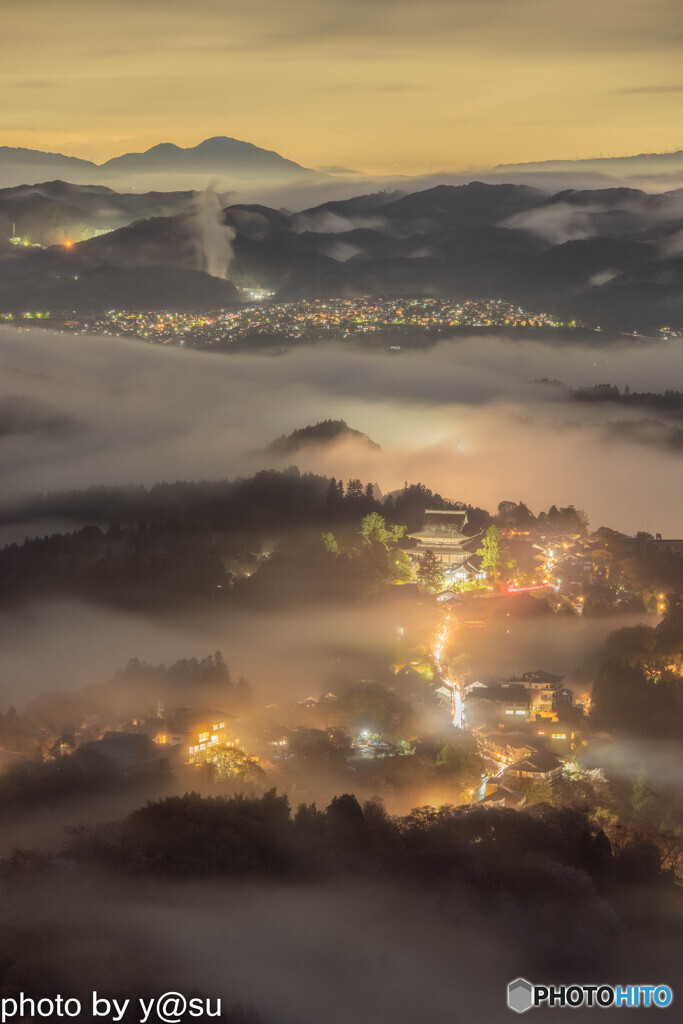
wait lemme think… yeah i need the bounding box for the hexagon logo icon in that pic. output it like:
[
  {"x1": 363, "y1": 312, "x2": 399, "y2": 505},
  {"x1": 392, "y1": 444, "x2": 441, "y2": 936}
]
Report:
[{"x1": 508, "y1": 978, "x2": 534, "y2": 1014}]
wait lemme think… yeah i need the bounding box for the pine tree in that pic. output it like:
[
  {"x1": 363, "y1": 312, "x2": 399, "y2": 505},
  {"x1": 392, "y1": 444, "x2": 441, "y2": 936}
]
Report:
[{"x1": 417, "y1": 549, "x2": 445, "y2": 592}]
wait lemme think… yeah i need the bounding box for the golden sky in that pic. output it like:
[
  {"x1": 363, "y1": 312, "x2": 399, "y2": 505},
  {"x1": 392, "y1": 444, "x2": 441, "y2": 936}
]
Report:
[{"x1": 2, "y1": 0, "x2": 682, "y2": 174}]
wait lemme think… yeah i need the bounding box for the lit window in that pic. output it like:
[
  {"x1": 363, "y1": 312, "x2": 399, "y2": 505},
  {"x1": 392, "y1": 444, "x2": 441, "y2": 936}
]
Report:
[
  {"x1": 219, "y1": 722, "x2": 225, "y2": 728},
  {"x1": 505, "y1": 710, "x2": 514, "y2": 715}
]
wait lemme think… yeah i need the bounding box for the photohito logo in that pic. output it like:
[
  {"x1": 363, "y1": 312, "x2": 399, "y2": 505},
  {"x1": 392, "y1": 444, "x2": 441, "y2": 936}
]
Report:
[{"x1": 507, "y1": 979, "x2": 673, "y2": 1013}]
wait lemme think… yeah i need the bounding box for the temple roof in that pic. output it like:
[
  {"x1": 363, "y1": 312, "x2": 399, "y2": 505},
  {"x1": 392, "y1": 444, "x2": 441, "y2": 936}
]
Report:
[{"x1": 407, "y1": 509, "x2": 469, "y2": 541}]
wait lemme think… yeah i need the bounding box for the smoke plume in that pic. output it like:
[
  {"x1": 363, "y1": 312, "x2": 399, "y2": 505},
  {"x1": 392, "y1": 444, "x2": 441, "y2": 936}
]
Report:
[{"x1": 193, "y1": 186, "x2": 235, "y2": 279}]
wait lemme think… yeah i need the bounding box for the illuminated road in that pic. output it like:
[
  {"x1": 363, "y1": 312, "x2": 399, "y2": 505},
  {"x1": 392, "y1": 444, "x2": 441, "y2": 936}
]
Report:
[{"x1": 432, "y1": 610, "x2": 464, "y2": 729}]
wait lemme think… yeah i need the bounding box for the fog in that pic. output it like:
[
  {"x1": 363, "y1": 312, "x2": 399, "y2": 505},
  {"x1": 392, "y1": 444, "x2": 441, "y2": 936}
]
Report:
[
  {"x1": 1, "y1": 325, "x2": 682, "y2": 534},
  {"x1": 0, "y1": 597, "x2": 408, "y2": 710},
  {"x1": 0, "y1": 595, "x2": 647, "y2": 714},
  {"x1": 4, "y1": 874, "x2": 666, "y2": 1024}
]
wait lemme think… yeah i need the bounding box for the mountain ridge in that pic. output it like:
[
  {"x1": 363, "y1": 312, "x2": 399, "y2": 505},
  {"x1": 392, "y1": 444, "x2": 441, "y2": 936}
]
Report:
[{"x1": 0, "y1": 137, "x2": 319, "y2": 189}]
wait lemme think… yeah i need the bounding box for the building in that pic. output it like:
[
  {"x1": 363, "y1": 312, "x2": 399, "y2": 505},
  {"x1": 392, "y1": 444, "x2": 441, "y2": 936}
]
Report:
[
  {"x1": 263, "y1": 728, "x2": 293, "y2": 757},
  {"x1": 451, "y1": 560, "x2": 486, "y2": 583},
  {"x1": 531, "y1": 721, "x2": 577, "y2": 758},
  {"x1": 651, "y1": 535, "x2": 683, "y2": 559},
  {"x1": 466, "y1": 684, "x2": 530, "y2": 723},
  {"x1": 175, "y1": 709, "x2": 238, "y2": 765},
  {"x1": 480, "y1": 782, "x2": 527, "y2": 810},
  {"x1": 510, "y1": 670, "x2": 570, "y2": 716},
  {"x1": 506, "y1": 750, "x2": 564, "y2": 784},
  {"x1": 476, "y1": 728, "x2": 543, "y2": 766},
  {"x1": 407, "y1": 510, "x2": 477, "y2": 569},
  {"x1": 84, "y1": 732, "x2": 170, "y2": 776},
  {"x1": 137, "y1": 708, "x2": 238, "y2": 765}
]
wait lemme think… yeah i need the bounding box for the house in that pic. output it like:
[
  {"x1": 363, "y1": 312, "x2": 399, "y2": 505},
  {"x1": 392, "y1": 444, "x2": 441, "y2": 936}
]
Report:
[
  {"x1": 466, "y1": 684, "x2": 530, "y2": 723},
  {"x1": 477, "y1": 729, "x2": 543, "y2": 766},
  {"x1": 650, "y1": 535, "x2": 683, "y2": 559},
  {"x1": 480, "y1": 782, "x2": 527, "y2": 810},
  {"x1": 530, "y1": 718, "x2": 578, "y2": 757},
  {"x1": 84, "y1": 732, "x2": 170, "y2": 776},
  {"x1": 450, "y1": 560, "x2": 486, "y2": 583},
  {"x1": 263, "y1": 727, "x2": 293, "y2": 757},
  {"x1": 506, "y1": 750, "x2": 564, "y2": 784},
  {"x1": 173, "y1": 709, "x2": 238, "y2": 765},
  {"x1": 508, "y1": 670, "x2": 571, "y2": 717}
]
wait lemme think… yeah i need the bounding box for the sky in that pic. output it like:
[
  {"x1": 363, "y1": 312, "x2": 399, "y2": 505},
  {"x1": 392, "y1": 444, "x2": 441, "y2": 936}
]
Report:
[{"x1": 2, "y1": 0, "x2": 683, "y2": 175}]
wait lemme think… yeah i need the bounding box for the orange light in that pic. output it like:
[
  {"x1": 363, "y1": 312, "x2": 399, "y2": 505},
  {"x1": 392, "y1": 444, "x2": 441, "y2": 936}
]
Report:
[{"x1": 64, "y1": 240, "x2": 73, "y2": 248}]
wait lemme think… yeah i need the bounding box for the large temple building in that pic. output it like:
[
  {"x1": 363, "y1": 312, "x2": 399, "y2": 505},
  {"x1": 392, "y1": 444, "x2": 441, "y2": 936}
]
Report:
[{"x1": 407, "y1": 510, "x2": 478, "y2": 570}]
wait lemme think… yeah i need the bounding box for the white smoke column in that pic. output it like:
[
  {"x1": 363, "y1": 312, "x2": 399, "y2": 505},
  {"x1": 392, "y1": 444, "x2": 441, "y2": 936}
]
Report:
[{"x1": 193, "y1": 185, "x2": 235, "y2": 279}]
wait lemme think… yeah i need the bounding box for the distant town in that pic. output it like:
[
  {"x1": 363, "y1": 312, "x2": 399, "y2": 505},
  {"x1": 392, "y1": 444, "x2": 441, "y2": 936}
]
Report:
[{"x1": 0, "y1": 297, "x2": 601, "y2": 348}]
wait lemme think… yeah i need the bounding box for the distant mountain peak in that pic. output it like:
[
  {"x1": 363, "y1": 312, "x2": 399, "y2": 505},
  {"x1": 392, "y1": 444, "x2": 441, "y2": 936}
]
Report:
[
  {"x1": 267, "y1": 420, "x2": 381, "y2": 456},
  {"x1": 0, "y1": 137, "x2": 318, "y2": 188}
]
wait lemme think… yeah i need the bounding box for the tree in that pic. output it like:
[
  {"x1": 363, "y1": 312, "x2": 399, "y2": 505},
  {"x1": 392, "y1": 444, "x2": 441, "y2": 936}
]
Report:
[
  {"x1": 416, "y1": 549, "x2": 445, "y2": 592},
  {"x1": 325, "y1": 478, "x2": 341, "y2": 508},
  {"x1": 435, "y1": 732, "x2": 482, "y2": 776},
  {"x1": 321, "y1": 531, "x2": 341, "y2": 556},
  {"x1": 496, "y1": 500, "x2": 536, "y2": 529},
  {"x1": 476, "y1": 525, "x2": 516, "y2": 582},
  {"x1": 211, "y1": 746, "x2": 264, "y2": 782},
  {"x1": 359, "y1": 512, "x2": 405, "y2": 548}
]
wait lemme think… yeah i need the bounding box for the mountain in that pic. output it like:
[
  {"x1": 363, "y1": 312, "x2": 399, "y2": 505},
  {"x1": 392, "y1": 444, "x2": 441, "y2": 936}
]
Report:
[
  {"x1": 0, "y1": 146, "x2": 97, "y2": 188},
  {"x1": 493, "y1": 150, "x2": 683, "y2": 178},
  {"x1": 0, "y1": 180, "x2": 201, "y2": 246},
  {"x1": 102, "y1": 137, "x2": 316, "y2": 179},
  {"x1": 0, "y1": 138, "x2": 318, "y2": 189},
  {"x1": 3, "y1": 179, "x2": 683, "y2": 327},
  {"x1": 0, "y1": 261, "x2": 238, "y2": 313},
  {"x1": 267, "y1": 420, "x2": 381, "y2": 455}
]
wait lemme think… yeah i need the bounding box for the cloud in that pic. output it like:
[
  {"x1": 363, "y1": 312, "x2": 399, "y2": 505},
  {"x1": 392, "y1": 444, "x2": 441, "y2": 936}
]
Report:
[
  {"x1": 316, "y1": 165, "x2": 362, "y2": 176},
  {"x1": 293, "y1": 211, "x2": 388, "y2": 234},
  {"x1": 588, "y1": 269, "x2": 618, "y2": 286},
  {"x1": 1, "y1": 325, "x2": 683, "y2": 536},
  {"x1": 617, "y1": 84, "x2": 683, "y2": 94},
  {"x1": 501, "y1": 202, "x2": 610, "y2": 244}
]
